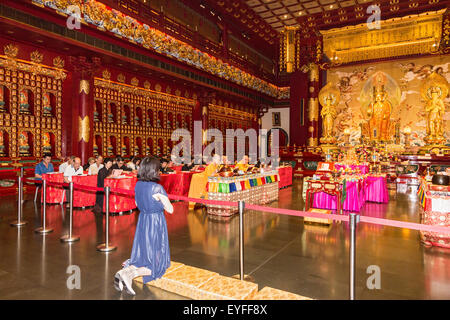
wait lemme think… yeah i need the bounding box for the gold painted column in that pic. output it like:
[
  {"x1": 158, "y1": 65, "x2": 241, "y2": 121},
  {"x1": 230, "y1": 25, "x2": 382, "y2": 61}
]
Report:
[{"x1": 307, "y1": 63, "x2": 319, "y2": 149}]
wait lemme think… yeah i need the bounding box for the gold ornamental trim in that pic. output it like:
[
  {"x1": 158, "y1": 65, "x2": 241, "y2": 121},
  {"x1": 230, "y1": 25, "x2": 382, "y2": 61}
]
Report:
[
  {"x1": 308, "y1": 98, "x2": 319, "y2": 121},
  {"x1": 79, "y1": 116, "x2": 90, "y2": 142},
  {"x1": 79, "y1": 80, "x2": 90, "y2": 94},
  {"x1": 308, "y1": 63, "x2": 319, "y2": 82},
  {"x1": 320, "y1": 9, "x2": 445, "y2": 64}
]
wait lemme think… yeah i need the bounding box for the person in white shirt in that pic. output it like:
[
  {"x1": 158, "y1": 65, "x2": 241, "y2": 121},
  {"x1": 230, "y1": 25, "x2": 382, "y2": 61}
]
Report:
[
  {"x1": 59, "y1": 156, "x2": 75, "y2": 173},
  {"x1": 64, "y1": 157, "x2": 83, "y2": 183},
  {"x1": 88, "y1": 155, "x2": 104, "y2": 175}
]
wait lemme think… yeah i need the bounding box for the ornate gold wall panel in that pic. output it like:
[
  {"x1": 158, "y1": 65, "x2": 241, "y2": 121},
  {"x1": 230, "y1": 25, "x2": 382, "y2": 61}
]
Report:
[
  {"x1": 93, "y1": 77, "x2": 194, "y2": 157},
  {"x1": 0, "y1": 44, "x2": 65, "y2": 158},
  {"x1": 320, "y1": 10, "x2": 445, "y2": 64}
]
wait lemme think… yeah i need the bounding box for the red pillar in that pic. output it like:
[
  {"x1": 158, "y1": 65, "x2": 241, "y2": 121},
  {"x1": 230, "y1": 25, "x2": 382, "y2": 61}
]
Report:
[{"x1": 69, "y1": 56, "x2": 100, "y2": 164}]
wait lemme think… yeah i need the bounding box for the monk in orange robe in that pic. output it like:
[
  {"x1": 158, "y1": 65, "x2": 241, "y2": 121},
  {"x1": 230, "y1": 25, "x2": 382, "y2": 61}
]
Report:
[{"x1": 188, "y1": 154, "x2": 221, "y2": 209}]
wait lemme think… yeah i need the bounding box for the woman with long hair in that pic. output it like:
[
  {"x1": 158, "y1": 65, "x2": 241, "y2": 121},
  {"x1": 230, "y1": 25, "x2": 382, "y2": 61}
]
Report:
[{"x1": 114, "y1": 157, "x2": 173, "y2": 295}]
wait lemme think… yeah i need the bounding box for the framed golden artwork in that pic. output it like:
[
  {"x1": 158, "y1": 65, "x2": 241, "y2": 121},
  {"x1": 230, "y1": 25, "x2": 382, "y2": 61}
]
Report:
[{"x1": 272, "y1": 112, "x2": 281, "y2": 127}]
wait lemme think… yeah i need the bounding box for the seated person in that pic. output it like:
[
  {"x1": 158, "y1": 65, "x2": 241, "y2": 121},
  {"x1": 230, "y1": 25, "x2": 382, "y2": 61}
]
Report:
[
  {"x1": 59, "y1": 156, "x2": 74, "y2": 173},
  {"x1": 182, "y1": 160, "x2": 197, "y2": 172},
  {"x1": 236, "y1": 155, "x2": 250, "y2": 172},
  {"x1": 127, "y1": 157, "x2": 141, "y2": 171},
  {"x1": 35, "y1": 153, "x2": 54, "y2": 181},
  {"x1": 111, "y1": 156, "x2": 132, "y2": 172},
  {"x1": 83, "y1": 157, "x2": 95, "y2": 171},
  {"x1": 88, "y1": 155, "x2": 104, "y2": 175},
  {"x1": 160, "y1": 158, "x2": 174, "y2": 174},
  {"x1": 187, "y1": 154, "x2": 221, "y2": 210},
  {"x1": 92, "y1": 158, "x2": 114, "y2": 214},
  {"x1": 63, "y1": 157, "x2": 83, "y2": 183}
]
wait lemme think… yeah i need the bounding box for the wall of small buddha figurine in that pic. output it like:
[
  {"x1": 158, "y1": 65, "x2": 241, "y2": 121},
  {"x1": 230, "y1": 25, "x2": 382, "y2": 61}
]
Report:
[
  {"x1": 0, "y1": 42, "x2": 65, "y2": 159},
  {"x1": 93, "y1": 70, "x2": 195, "y2": 157}
]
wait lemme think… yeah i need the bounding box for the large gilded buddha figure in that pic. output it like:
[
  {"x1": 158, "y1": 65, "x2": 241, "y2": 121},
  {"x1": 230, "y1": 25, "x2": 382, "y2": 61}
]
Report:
[
  {"x1": 360, "y1": 71, "x2": 400, "y2": 144},
  {"x1": 421, "y1": 72, "x2": 448, "y2": 146}
]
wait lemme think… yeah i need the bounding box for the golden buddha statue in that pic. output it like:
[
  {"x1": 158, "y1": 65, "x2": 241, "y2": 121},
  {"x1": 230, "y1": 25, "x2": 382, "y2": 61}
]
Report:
[
  {"x1": 419, "y1": 72, "x2": 449, "y2": 153},
  {"x1": 318, "y1": 82, "x2": 340, "y2": 153},
  {"x1": 360, "y1": 72, "x2": 400, "y2": 145},
  {"x1": 367, "y1": 85, "x2": 392, "y2": 142}
]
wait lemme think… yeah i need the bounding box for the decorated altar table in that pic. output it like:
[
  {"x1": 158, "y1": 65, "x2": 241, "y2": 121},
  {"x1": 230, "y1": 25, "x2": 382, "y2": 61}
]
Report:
[
  {"x1": 206, "y1": 171, "x2": 279, "y2": 217},
  {"x1": 308, "y1": 174, "x2": 389, "y2": 213},
  {"x1": 418, "y1": 178, "x2": 450, "y2": 248}
]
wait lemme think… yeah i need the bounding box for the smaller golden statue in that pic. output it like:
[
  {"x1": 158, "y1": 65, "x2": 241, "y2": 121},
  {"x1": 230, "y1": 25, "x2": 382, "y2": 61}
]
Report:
[
  {"x1": 0, "y1": 131, "x2": 6, "y2": 157},
  {"x1": 42, "y1": 132, "x2": 52, "y2": 154},
  {"x1": 318, "y1": 82, "x2": 340, "y2": 153},
  {"x1": 421, "y1": 72, "x2": 448, "y2": 147},
  {"x1": 18, "y1": 131, "x2": 30, "y2": 156}
]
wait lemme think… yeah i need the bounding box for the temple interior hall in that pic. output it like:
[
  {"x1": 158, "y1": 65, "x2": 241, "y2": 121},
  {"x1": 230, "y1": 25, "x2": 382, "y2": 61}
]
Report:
[{"x1": 0, "y1": 0, "x2": 449, "y2": 301}]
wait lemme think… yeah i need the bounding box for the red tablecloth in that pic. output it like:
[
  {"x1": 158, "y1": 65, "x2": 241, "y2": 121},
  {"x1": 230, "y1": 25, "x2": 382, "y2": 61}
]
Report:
[
  {"x1": 160, "y1": 172, "x2": 195, "y2": 196},
  {"x1": 103, "y1": 172, "x2": 196, "y2": 213},
  {"x1": 41, "y1": 172, "x2": 66, "y2": 204},
  {"x1": 72, "y1": 175, "x2": 97, "y2": 208},
  {"x1": 278, "y1": 166, "x2": 293, "y2": 189},
  {"x1": 104, "y1": 176, "x2": 137, "y2": 213}
]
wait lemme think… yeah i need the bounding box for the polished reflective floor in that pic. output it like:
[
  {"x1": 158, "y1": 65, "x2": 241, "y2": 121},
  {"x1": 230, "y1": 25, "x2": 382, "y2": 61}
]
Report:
[{"x1": 0, "y1": 179, "x2": 449, "y2": 300}]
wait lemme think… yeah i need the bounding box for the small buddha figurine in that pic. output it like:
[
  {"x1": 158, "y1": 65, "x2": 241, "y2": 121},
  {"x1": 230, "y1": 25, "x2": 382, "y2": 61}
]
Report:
[
  {"x1": 107, "y1": 105, "x2": 114, "y2": 123},
  {"x1": 134, "y1": 116, "x2": 140, "y2": 126},
  {"x1": 93, "y1": 142, "x2": 98, "y2": 156},
  {"x1": 121, "y1": 114, "x2": 128, "y2": 125},
  {"x1": 107, "y1": 142, "x2": 114, "y2": 156},
  {"x1": 146, "y1": 117, "x2": 152, "y2": 127},
  {"x1": 0, "y1": 131, "x2": 6, "y2": 157},
  {"x1": 0, "y1": 85, "x2": 6, "y2": 113},
  {"x1": 19, "y1": 89, "x2": 30, "y2": 114},
  {"x1": 157, "y1": 118, "x2": 161, "y2": 128},
  {"x1": 42, "y1": 132, "x2": 52, "y2": 154},
  {"x1": 18, "y1": 131, "x2": 30, "y2": 156},
  {"x1": 121, "y1": 144, "x2": 127, "y2": 156},
  {"x1": 134, "y1": 145, "x2": 139, "y2": 156},
  {"x1": 93, "y1": 110, "x2": 99, "y2": 122},
  {"x1": 42, "y1": 93, "x2": 52, "y2": 116},
  {"x1": 167, "y1": 119, "x2": 171, "y2": 129}
]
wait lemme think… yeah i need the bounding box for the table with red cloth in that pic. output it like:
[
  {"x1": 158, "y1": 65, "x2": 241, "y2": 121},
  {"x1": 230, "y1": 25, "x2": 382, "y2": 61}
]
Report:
[
  {"x1": 72, "y1": 174, "x2": 98, "y2": 207},
  {"x1": 103, "y1": 171, "x2": 197, "y2": 213},
  {"x1": 41, "y1": 172, "x2": 66, "y2": 204},
  {"x1": 311, "y1": 174, "x2": 389, "y2": 212},
  {"x1": 278, "y1": 166, "x2": 293, "y2": 189}
]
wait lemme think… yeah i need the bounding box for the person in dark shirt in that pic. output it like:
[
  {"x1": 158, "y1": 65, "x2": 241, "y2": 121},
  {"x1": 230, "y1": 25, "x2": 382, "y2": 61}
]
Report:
[
  {"x1": 160, "y1": 158, "x2": 174, "y2": 174},
  {"x1": 92, "y1": 158, "x2": 114, "y2": 214},
  {"x1": 111, "y1": 156, "x2": 132, "y2": 172},
  {"x1": 181, "y1": 161, "x2": 196, "y2": 172}
]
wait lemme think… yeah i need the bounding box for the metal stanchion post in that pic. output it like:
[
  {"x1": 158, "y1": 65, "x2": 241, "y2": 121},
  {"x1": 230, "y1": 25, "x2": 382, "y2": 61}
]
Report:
[
  {"x1": 60, "y1": 182, "x2": 80, "y2": 243},
  {"x1": 349, "y1": 213, "x2": 359, "y2": 300},
  {"x1": 35, "y1": 179, "x2": 53, "y2": 234},
  {"x1": 239, "y1": 200, "x2": 245, "y2": 280},
  {"x1": 97, "y1": 187, "x2": 117, "y2": 252},
  {"x1": 11, "y1": 168, "x2": 27, "y2": 227},
  {"x1": 232, "y1": 201, "x2": 254, "y2": 282}
]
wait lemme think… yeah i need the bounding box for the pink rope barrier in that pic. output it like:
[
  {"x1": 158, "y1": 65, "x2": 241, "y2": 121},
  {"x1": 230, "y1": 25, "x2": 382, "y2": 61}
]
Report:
[{"x1": 22, "y1": 177, "x2": 450, "y2": 235}]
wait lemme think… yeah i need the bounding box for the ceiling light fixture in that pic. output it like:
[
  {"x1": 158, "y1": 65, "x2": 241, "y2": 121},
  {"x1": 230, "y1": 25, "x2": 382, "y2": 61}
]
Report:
[{"x1": 200, "y1": 3, "x2": 205, "y2": 9}]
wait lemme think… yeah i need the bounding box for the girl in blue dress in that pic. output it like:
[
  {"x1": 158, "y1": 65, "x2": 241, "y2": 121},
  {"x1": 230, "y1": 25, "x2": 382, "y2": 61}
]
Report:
[{"x1": 114, "y1": 157, "x2": 173, "y2": 295}]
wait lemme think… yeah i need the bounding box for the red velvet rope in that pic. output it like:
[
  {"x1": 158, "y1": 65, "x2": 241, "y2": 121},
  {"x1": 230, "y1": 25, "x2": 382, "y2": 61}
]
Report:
[{"x1": 23, "y1": 177, "x2": 450, "y2": 234}]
